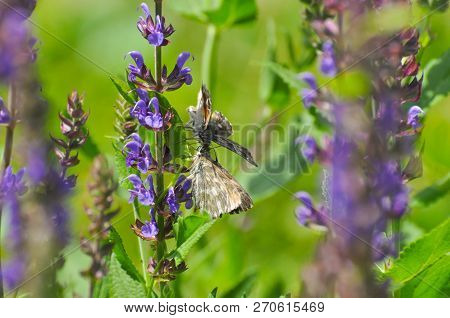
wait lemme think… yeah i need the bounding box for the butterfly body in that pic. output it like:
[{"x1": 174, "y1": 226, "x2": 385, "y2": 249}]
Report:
[{"x1": 186, "y1": 85, "x2": 256, "y2": 218}]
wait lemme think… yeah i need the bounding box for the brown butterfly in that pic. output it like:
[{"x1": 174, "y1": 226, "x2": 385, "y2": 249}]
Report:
[{"x1": 186, "y1": 85, "x2": 256, "y2": 218}]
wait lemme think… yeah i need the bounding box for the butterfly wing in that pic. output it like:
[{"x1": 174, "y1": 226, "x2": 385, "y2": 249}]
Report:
[
  {"x1": 212, "y1": 135, "x2": 258, "y2": 167},
  {"x1": 209, "y1": 111, "x2": 233, "y2": 138},
  {"x1": 188, "y1": 155, "x2": 253, "y2": 218},
  {"x1": 187, "y1": 85, "x2": 212, "y2": 133}
]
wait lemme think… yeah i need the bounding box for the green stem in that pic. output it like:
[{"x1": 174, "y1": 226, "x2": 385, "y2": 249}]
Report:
[
  {"x1": 201, "y1": 24, "x2": 220, "y2": 94},
  {"x1": 132, "y1": 200, "x2": 149, "y2": 289},
  {"x1": 0, "y1": 81, "x2": 18, "y2": 298},
  {"x1": 153, "y1": 0, "x2": 167, "y2": 296},
  {"x1": 155, "y1": 0, "x2": 163, "y2": 91}
]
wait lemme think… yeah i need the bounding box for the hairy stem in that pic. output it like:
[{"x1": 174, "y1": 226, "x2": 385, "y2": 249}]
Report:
[
  {"x1": 201, "y1": 24, "x2": 220, "y2": 95},
  {"x1": 0, "y1": 81, "x2": 18, "y2": 298},
  {"x1": 154, "y1": 0, "x2": 167, "y2": 296}
]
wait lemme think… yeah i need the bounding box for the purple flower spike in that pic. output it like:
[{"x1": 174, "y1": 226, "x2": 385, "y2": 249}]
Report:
[
  {"x1": 137, "y1": 2, "x2": 174, "y2": 47},
  {"x1": 124, "y1": 133, "x2": 156, "y2": 173},
  {"x1": 296, "y1": 135, "x2": 319, "y2": 163},
  {"x1": 320, "y1": 40, "x2": 337, "y2": 77},
  {"x1": 407, "y1": 105, "x2": 424, "y2": 129},
  {"x1": 141, "y1": 219, "x2": 159, "y2": 239},
  {"x1": 0, "y1": 97, "x2": 11, "y2": 124},
  {"x1": 128, "y1": 174, "x2": 156, "y2": 206}
]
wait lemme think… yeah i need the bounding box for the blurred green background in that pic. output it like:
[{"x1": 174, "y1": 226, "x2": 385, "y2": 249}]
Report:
[{"x1": 24, "y1": 0, "x2": 450, "y2": 297}]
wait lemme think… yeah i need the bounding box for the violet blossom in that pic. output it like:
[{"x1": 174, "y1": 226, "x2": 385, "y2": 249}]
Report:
[
  {"x1": 127, "y1": 51, "x2": 192, "y2": 92},
  {"x1": 0, "y1": 97, "x2": 10, "y2": 123},
  {"x1": 320, "y1": 41, "x2": 337, "y2": 77},
  {"x1": 124, "y1": 133, "x2": 156, "y2": 173},
  {"x1": 295, "y1": 191, "x2": 328, "y2": 229},
  {"x1": 137, "y1": 2, "x2": 174, "y2": 47},
  {"x1": 298, "y1": 72, "x2": 319, "y2": 108},
  {"x1": 407, "y1": 105, "x2": 424, "y2": 129},
  {"x1": 130, "y1": 89, "x2": 172, "y2": 130},
  {"x1": 128, "y1": 174, "x2": 156, "y2": 206}
]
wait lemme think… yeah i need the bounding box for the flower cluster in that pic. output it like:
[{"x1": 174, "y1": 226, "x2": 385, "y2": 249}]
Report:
[
  {"x1": 137, "y1": 3, "x2": 174, "y2": 47},
  {"x1": 128, "y1": 51, "x2": 192, "y2": 92},
  {"x1": 52, "y1": 91, "x2": 89, "y2": 188}
]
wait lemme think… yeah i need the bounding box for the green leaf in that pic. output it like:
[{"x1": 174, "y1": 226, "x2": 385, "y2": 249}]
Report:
[
  {"x1": 111, "y1": 76, "x2": 135, "y2": 105},
  {"x1": 396, "y1": 255, "x2": 450, "y2": 297},
  {"x1": 173, "y1": 214, "x2": 211, "y2": 247},
  {"x1": 237, "y1": 117, "x2": 308, "y2": 202},
  {"x1": 108, "y1": 253, "x2": 146, "y2": 298},
  {"x1": 222, "y1": 273, "x2": 256, "y2": 298},
  {"x1": 419, "y1": 49, "x2": 450, "y2": 108},
  {"x1": 386, "y1": 218, "x2": 450, "y2": 297},
  {"x1": 109, "y1": 227, "x2": 145, "y2": 283},
  {"x1": 171, "y1": 216, "x2": 216, "y2": 265},
  {"x1": 411, "y1": 173, "x2": 450, "y2": 207},
  {"x1": 259, "y1": 20, "x2": 290, "y2": 109},
  {"x1": 169, "y1": 0, "x2": 257, "y2": 28},
  {"x1": 208, "y1": 287, "x2": 218, "y2": 298}
]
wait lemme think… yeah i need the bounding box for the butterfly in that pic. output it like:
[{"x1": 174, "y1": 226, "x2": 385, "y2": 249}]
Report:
[{"x1": 186, "y1": 85, "x2": 256, "y2": 218}]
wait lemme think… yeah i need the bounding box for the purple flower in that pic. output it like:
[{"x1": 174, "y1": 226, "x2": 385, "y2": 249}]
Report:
[
  {"x1": 127, "y1": 51, "x2": 153, "y2": 84},
  {"x1": 298, "y1": 72, "x2": 318, "y2": 90},
  {"x1": 0, "y1": 97, "x2": 11, "y2": 123},
  {"x1": 320, "y1": 41, "x2": 337, "y2": 77},
  {"x1": 407, "y1": 105, "x2": 424, "y2": 129},
  {"x1": 128, "y1": 51, "x2": 193, "y2": 92},
  {"x1": 174, "y1": 175, "x2": 193, "y2": 209},
  {"x1": 372, "y1": 232, "x2": 397, "y2": 261},
  {"x1": 128, "y1": 174, "x2": 156, "y2": 206},
  {"x1": 141, "y1": 219, "x2": 159, "y2": 239},
  {"x1": 373, "y1": 161, "x2": 409, "y2": 218},
  {"x1": 166, "y1": 187, "x2": 179, "y2": 214},
  {"x1": 295, "y1": 191, "x2": 328, "y2": 229},
  {"x1": 296, "y1": 135, "x2": 319, "y2": 163},
  {"x1": 298, "y1": 72, "x2": 318, "y2": 108},
  {"x1": 0, "y1": 166, "x2": 27, "y2": 197},
  {"x1": 130, "y1": 90, "x2": 171, "y2": 130},
  {"x1": 137, "y1": 3, "x2": 174, "y2": 47},
  {"x1": 124, "y1": 133, "x2": 156, "y2": 173},
  {"x1": 161, "y1": 52, "x2": 193, "y2": 91}
]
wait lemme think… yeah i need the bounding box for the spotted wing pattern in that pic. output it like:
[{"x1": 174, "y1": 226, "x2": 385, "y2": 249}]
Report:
[{"x1": 188, "y1": 154, "x2": 253, "y2": 218}]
